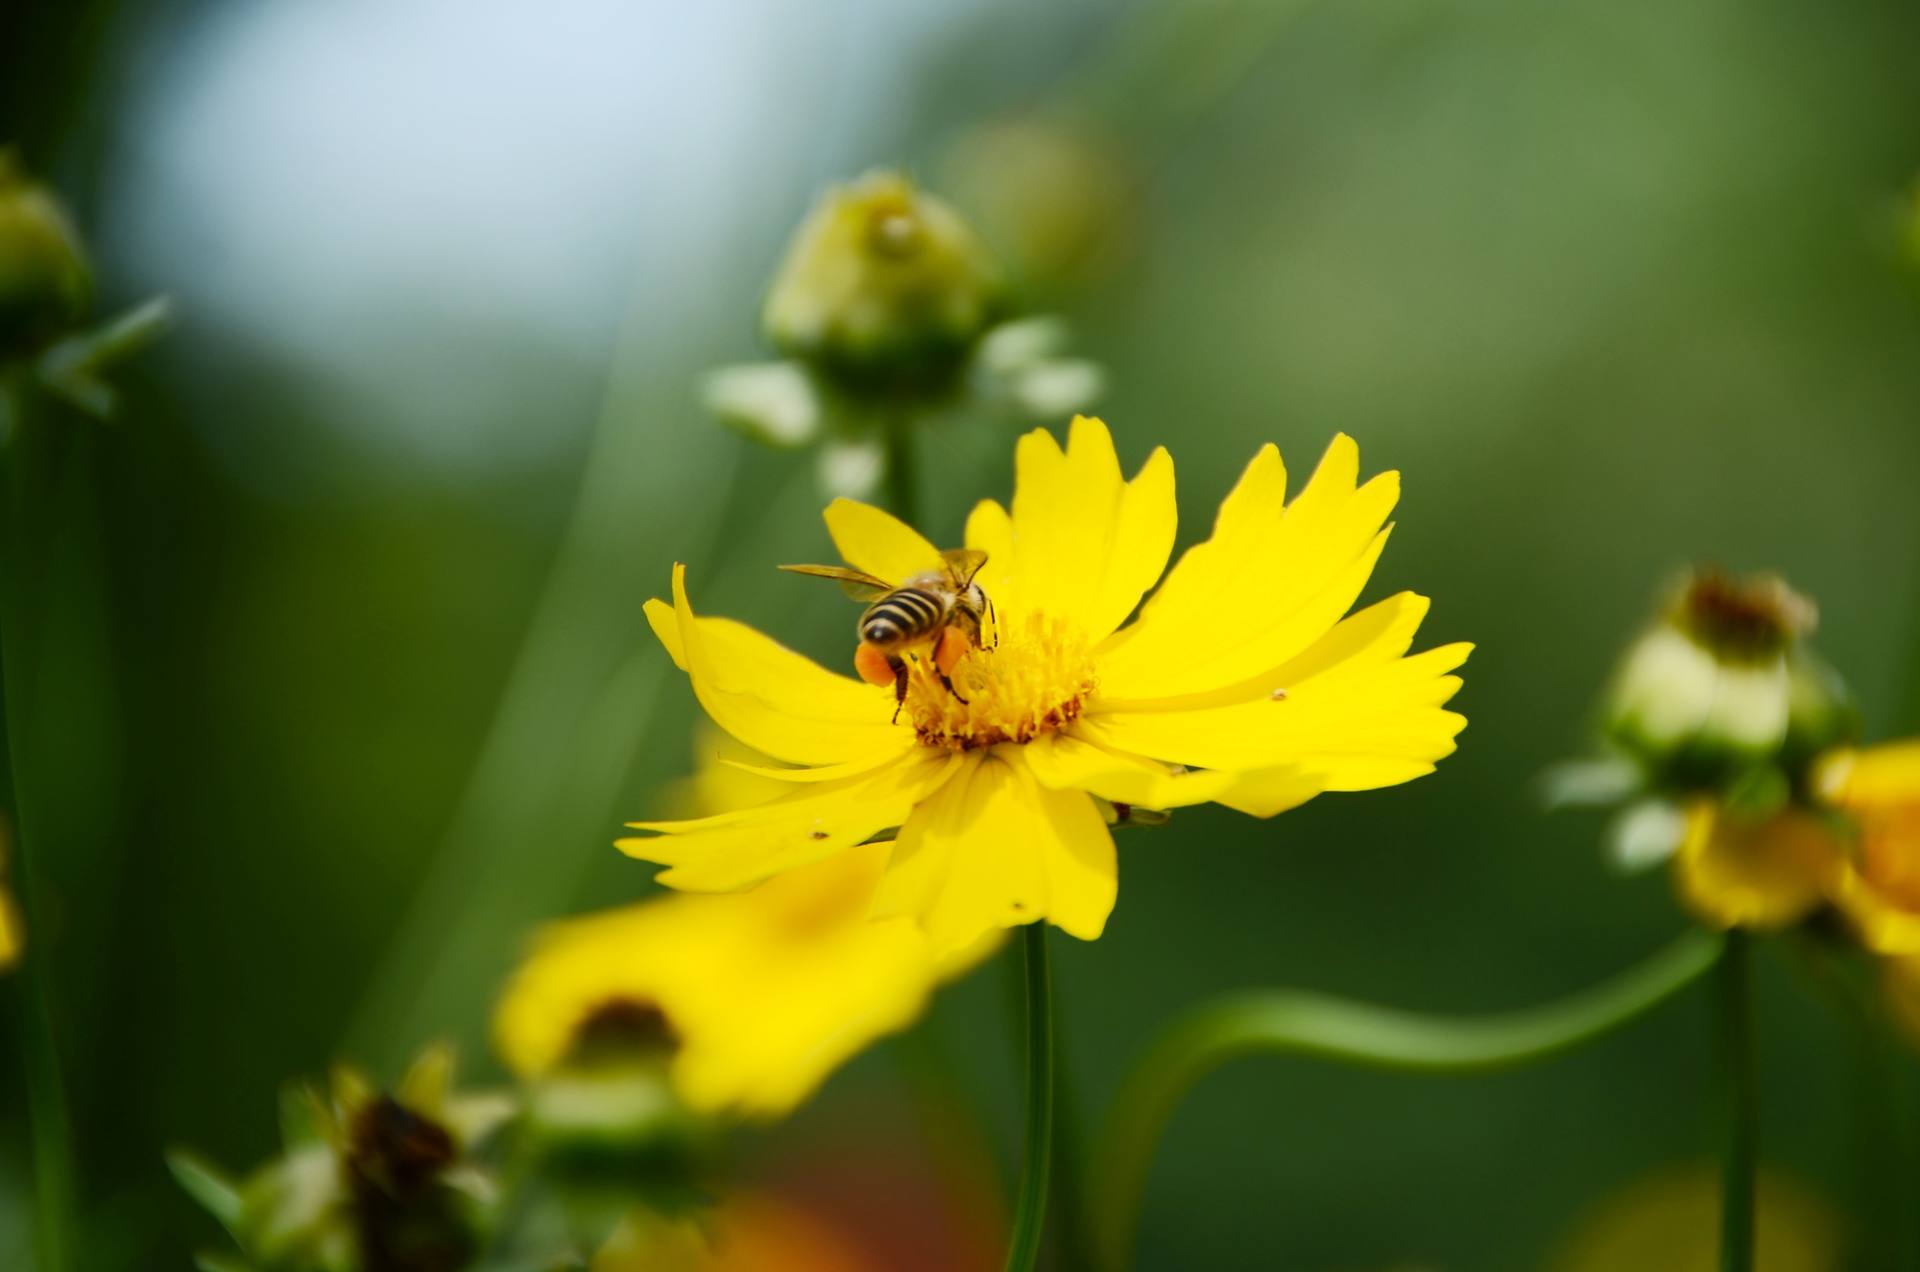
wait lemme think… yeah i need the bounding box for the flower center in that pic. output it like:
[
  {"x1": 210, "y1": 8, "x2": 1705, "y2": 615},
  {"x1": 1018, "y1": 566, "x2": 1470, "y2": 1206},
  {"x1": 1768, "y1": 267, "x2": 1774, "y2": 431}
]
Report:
[{"x1": 906, "y1": 613, "x2": 1095, "y2": 751}]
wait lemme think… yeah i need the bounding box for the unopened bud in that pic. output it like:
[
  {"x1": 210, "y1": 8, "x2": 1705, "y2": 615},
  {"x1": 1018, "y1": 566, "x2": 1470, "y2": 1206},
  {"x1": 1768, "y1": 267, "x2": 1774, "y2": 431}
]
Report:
[
  {"x1": 0, "y1": 152, "x2": 90, "y2": 358},
  {"x1": 762, "y1": 171, "x2": 1007, "y2": 395},
  {"x1": 1603, "y1": 570, "x2": 1821, "y2": 792}
]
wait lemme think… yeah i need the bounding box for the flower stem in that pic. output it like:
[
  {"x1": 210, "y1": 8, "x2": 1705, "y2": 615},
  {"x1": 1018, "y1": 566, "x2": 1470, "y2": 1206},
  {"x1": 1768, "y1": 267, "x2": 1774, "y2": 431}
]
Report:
[
  {"x1": 1, "y1": 389, "x2": 76, "y2": 1272},
  {"x1": 884, "y1": 412, "x2": 919, "y2": 527},
  {"x1": 1716, "y1": 931, "x2": 1756, "y2": 1272},
  {"x1": 1090, "y1": 929, "x2": 1722, "y2": 1271},
  {"x1": 1004, "y1": 922, "x2": 1054, "y2": 1272}
]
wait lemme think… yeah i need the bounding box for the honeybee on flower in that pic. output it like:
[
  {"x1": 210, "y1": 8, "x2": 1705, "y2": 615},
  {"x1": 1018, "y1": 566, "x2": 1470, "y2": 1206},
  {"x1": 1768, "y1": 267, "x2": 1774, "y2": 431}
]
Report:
[
  {"x1": 621, "y1": 416, "x2": 1471, "y2": 956},
  {"x1": 780, "y1": 546, "x2": 993, "y2": 709}
]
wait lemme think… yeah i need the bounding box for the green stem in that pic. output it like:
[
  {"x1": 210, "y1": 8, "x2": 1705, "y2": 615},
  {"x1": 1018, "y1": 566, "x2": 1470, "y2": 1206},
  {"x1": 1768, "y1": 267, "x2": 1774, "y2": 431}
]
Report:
[
  {"x1": 1004, "y1": 923, "x2": 1054, "y2": 1272},
  {"x1": 1717, "y1": 931, "x2": 1756, "y2": 1272},
  {"x1": 8, "y1": 846, "x2": 73, "y2": 1272},
  {"x1": 883, "y1": 412, "x2": 918, "y2": 527},
  {"x1": 1, "y1": 385, "x2": 75, "y2": 1272},
  {"x1": 1091, "y1": 929, "x2": 1722, "y2": 1271}
]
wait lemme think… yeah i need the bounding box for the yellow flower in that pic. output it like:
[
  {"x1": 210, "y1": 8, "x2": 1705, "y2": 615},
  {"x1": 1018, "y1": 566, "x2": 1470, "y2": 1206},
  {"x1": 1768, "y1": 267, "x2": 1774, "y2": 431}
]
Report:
[
  {"x1": 1671, "y1": 801, "x2": 1845, "y2": 930},
  {"x1": 622, "y1": 416, "x2": 1471, "y2": 954},
  {"x1": 1819, "y1": 741, "x2": 1920, "y2": 954},
  {"x1": 494, "y1": 841, "x2": 985, "y2": 1118},
  {"x1": 1550, "y1": 1163, "x2": 1841, "y2": 1272}
]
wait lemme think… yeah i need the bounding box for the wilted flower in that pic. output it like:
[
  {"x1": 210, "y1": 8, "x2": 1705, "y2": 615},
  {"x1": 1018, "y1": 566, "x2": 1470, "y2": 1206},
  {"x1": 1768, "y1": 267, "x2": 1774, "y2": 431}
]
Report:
[
  {"x1": 169, "y1": 1047, "x2": 513, "y2": 1272},
  {"x1": 624, "y1": 417, "x2": 1470, "y2": 955},
  {"x1": 0, "y1": 150, "x2": 90, "y2": 360}
]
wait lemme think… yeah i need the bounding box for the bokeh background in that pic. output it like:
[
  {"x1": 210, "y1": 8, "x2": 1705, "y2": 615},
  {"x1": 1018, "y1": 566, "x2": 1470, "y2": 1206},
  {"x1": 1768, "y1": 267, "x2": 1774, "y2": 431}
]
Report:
[{"x1": 4, "y1": 0, "x2": 1920, "y2": 1267}]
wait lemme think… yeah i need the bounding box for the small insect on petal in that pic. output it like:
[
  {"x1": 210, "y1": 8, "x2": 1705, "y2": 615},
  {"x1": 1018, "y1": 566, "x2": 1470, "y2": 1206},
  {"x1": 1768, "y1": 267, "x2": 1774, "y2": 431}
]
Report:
[{"x1": 1269, "y1": 688, "x2": 1289, "y2": 701}]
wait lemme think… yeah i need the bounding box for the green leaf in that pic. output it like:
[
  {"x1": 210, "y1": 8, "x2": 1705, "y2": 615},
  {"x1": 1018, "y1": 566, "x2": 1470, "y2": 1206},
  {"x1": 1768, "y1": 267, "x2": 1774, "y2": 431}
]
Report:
[
  {"x1": 193, "y1": 1253, "x2": 256, "y2": 1272},
  {"x1": 166, "y1": 1149, "x2": 243, "y2": 1234}
]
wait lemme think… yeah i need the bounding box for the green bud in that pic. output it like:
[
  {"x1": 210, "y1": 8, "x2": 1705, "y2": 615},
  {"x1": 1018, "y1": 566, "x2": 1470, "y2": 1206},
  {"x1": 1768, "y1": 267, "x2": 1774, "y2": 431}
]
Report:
[
  {"x1": 522, "y1": 1000, "x2": 713, "y2": 1249},
  {"x1": 1603, "y1": 570, "x2": 1818, "y2": 793},
  {"x1": 0, "y1": 152, "x2": 90, "y2": 359},
  {"x1": 762, "y1": 171, "x2": 1007, "y2": 396},
  {"x1": 526, "y1": 1000, "x2": 701, "y2": 1161},
  {"x1": 172, "y1": 1049, "x2": 510, "y2": 1272}
]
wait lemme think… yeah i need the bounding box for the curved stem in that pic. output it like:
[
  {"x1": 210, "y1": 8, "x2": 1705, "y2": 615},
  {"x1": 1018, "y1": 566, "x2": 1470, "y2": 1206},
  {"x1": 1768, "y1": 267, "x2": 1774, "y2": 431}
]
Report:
[
  {"x1": 1005, "y1": 923, "x2": 1054, "y2": 1272},
  {"x1": 1717, "y1": 931, "x2": 1756, "y2": 1272},
  {"x1": 1091, "y1": 929, "x2": 1722, "y2": 1270}
]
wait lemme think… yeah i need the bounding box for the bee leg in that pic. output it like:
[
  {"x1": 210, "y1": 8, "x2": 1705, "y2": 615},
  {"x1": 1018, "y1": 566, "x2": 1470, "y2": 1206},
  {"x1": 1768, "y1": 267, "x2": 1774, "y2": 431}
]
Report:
[
  {"x1": 889, "y1": 655, "x2": 908, "y2": 724},
  {"x1": 933, "y1": 627, "x2": 972, "y2": 704}
]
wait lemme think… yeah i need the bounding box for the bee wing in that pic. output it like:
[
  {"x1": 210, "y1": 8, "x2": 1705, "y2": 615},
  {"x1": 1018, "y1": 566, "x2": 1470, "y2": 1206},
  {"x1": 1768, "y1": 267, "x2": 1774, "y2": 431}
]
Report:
[
  {"x1": 940, "y1": 547, "x2": 988, "y2": 587},
  {"x1": 778, "y1": 563, "x2": 896, "y2": 602}
]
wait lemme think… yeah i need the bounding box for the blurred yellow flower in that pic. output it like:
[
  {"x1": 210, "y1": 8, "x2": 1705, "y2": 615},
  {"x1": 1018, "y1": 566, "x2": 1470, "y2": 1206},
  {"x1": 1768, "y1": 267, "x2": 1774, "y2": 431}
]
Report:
[
  {"x1": 1819, "y1": 741, "x2": 1920, "y2": 954},
  {"x1": 623, "y1": 416, "x2": 1470, "y2": 955},
  {"x1": 494, "y1": 840, "x2": 987, "y2": 1118},
  {"x1": 0, "y1": 822, "x2": 21, "y2": 972},
  {"x1": 1671, "y1": 739, "x2": 1920, "y2": 945},
  {"x1": 1672, "y1": 801, "x2": 1845, "y2": 931},
  {"x1": 1550, "y1": 1163, "x2": 1842, "y2": 1272}
]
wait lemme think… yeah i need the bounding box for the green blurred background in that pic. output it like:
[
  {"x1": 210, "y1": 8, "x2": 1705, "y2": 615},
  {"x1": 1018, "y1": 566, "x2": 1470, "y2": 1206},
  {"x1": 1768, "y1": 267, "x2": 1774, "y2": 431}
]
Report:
[{"x1": 4, "y1": 0, "x2": 1920, "y2": 1267}]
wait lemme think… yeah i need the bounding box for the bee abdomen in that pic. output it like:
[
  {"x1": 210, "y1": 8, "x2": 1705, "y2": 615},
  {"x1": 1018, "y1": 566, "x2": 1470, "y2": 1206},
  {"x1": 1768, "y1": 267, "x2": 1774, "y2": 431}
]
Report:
[{"x1": 860, "y1": 588, "x2": 946, "y2": 646}]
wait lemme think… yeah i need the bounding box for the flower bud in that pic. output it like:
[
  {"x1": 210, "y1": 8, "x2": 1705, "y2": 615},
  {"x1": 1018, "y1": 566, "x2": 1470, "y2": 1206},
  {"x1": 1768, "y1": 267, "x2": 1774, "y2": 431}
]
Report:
[
  {"x1": 523, "y1": 999, "x2": 698, "y2": 1157},
  {"x1": 939, "y1": 115, "x2": 1136, "y2": 291},
  {"x1": 1603, "y1": 570, "x2": 1821, "y2": 793},
  {"x1": 171, "y1": 1047, "x2": 511, "y2": 1272},
  {"x1": 0, "y1": 152, "x2": 90, "y2": 359},
  {"x1": 762, "y1": 171, "x2": 1007, "y2": 395}
]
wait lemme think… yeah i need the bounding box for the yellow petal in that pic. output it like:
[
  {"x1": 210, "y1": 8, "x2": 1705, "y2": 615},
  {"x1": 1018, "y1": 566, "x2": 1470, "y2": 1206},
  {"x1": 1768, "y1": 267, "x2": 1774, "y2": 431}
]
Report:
[
  {"x1": 874, "y1": 750, "x2": 1116, "y2": 953},
  {"x1": 645, "y1": 597, "x2": 686, "y2": 671},
  {"x1": 1672, "y1": 803, "x2": 1843, "y2": 931},
  {"x1": 1835, "y1": 864, "x2": 1920, "y2": 955},
  {"x1": 1096, "y1": 435, "x2": 1400, "y2": 700},
  {"x1": 652, "y1": 564, "x2": 901, "y2": 767},
  {"x1": 494, "y1": 843, "x2": 965, "y2": 1118},
  {"x1": 1819, "y1": 739, "x2": 1920, "y2": 812},
  {"x1": 823, "y1": 497, "x2": 944, "y2": 584},
  {"x1": 1083, "y1": 598, "x2": 1471, "y2": 792},
  {"x1": 620, "y1": 750, "x2": 961, "y2": 891},
  {"x1": 964, "y1": 496, "x2": 1018, "y2": 618},
  {"x1": 1024, "y1": 729, "x2": 1323, "y2": 819},
  {"x1": 1002, "y1": 416, "x2": 1176, "y2": 641}
]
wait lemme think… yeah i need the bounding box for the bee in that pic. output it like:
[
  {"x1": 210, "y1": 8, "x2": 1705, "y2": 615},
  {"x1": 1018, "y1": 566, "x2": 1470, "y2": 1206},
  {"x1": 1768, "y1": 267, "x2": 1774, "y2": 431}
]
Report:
[{"x1": 780, "y1": 549, "x2": 993, "y2": 713}]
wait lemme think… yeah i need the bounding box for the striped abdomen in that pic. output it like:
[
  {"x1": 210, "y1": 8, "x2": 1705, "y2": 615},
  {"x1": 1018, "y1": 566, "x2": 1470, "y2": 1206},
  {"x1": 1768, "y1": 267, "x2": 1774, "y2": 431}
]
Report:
[{"x1": 859, "y1": 587, "x2": 952, "y2": 649}]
